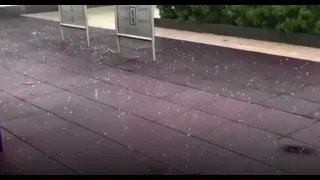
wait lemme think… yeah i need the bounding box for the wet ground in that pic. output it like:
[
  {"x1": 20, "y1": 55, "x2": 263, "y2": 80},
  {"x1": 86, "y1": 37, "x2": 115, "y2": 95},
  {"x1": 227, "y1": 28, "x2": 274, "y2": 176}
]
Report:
[{"x1": 0, "y1": 16, "x2": 320, "y2": 175}]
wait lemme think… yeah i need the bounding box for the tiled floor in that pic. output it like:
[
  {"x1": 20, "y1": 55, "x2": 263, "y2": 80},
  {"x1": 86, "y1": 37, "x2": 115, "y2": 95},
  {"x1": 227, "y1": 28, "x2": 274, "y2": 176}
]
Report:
[{"x1": 0, "y1": 15, "x2": 320, "y2": 175}]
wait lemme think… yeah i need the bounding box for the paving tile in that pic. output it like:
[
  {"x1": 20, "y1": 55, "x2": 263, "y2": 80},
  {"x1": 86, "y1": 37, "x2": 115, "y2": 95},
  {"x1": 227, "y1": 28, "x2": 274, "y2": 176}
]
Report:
[
  {"x1": 188, "y1": 79, "x2": 277, "y2": 104},
  {"x1": 239, "y1": 108, "x2": 317, "y2": 136},
  {"x1": 0, "y1": 71, "x2": 41, "y2": 92},
  {"x1": 265, "y1": 95, "x2": 320, "y2": 116},
  {"x1": 188, "y1": 79, "x2": 233, "y2": 94},
  {"x1": 170, "y1": 140, "x2": 284, "y2": 175},
  {"x1": 158, "y1": 110, "x2": 234, "y2": 136},
  {"x1": 33, "y1": 52, "x2": 100, "y2": 71},
  {"x1": 0, "y1": 66, "x2": 13, "y2": 76},
  {"x1": 0, "y1": 91, "x2": 19, "y2": 107},
  {"x1": 49, "y1": 74, "x2": 100, "y2": 90},
  {"x1": 132, "y1": 98, "x2": 188, "y2": 122},
  {"x1": 91, "y1": 68, "x2": 141, "y2": 82},
  {"x1": 47, "y1": 96, "x2": 117, "y2": 122},
  {"x1": 71, "y1": 82, "x2": 155, "y2": 113},
  {"x1": 301, "y1": 71, "x2": 320, "y2": 86},
  {"x1": 2, "y1": 113, "x2": 175, "y2": 175},
  {"x1": 310, "y1": 110, "x2": 320, "y2": 119},
  {"x1": 1, "y1": 59, "x2": 42, "y2": 72},
  {"x1": 166, "y1": 88, "x2": 224, "y2": 109},
  {"x1": 43, "y1": 54, "x2": 107, "y2": 76},
  {"x1": 0, "y1": 100, "x2": 41, "y2": 123},
  {"x1": 31, "y1": 99, "x2": 187, "y2": 173},
  {"x1": 26, "y1": 90, "x2": 83, "y2": 111},
  {"x1": 35, "y1": 99, "x2": 190, "y2": 170},
  {"x1": 22, "y1": 50, "x2": 74, "y2": 65},
  {"x1": 200, "y1": 97, "x2": 264, "y2": 121},
  {"x1": 9, "y1": 83, "x2": 60, "y2": 100},
  {"x1": 93, "y1": 68, "x2": 187, "y2": 98},
  {"x1": 199, "y1": 121, "x2": 320, "y2": 174},
  {"x1": 247, "y1": 78, "x2": 306, "y2": 94},
  {"x1": 225, "y1": 70, "x2": 267, "y2": 86},
  {"x1": 1, "y1": 111, "x2": 68, "y2": 137},
  {"x1": 65, "y1": 63, "x2": 107, "y2": 77},
  {"x1": 16, "y1": 63, "x2": 76, "y2": 83},
  {"x1": 160, "y1": 72, "x2": 202, "y2": 88},
  {"x1": 199, "y1": 122, "x2": 281, "y2": 153},
  {"x1": 32, "y1": 97, "x2": 232, "y2": 173},
  {"x1": 197, "y1": 69, "x2": 260, "y2": 85},
  {"x1": 264, "y1": 138, "x2": 320, "y2": 175},
  {"x1": 290, "y1": 122, "x2": 320, "y2": 147},
  {"x1": 292, "y1": 85, "x2": 320, "y2": 103},
  {"x1": 218, "y1": 85, "x2": 277, "y2": 104},
  {"x1": 127, "y1": 64, "x2": 167, "y2": 79},
  {"x1": 65, "y1": 109, "x2": 280, "y2": 174},
  {"x1": 0, "y1": 39, "x2": 33, "y2": 58},
  {"x1": 0, "y1": 129, "x2": 75, "y2": 175}
]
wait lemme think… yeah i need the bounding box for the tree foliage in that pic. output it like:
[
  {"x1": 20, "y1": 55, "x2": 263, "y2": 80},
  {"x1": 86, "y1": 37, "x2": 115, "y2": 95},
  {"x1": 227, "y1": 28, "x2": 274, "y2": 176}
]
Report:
[{"x1": 157, "y1": 5, "x2": 320, "y2": 34}]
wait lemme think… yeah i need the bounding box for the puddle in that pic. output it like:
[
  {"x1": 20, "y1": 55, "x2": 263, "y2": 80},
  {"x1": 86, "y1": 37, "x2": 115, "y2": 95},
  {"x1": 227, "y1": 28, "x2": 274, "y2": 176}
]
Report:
[{"x1": 281, "y1": 145, "x2": 317, "y2": 155}]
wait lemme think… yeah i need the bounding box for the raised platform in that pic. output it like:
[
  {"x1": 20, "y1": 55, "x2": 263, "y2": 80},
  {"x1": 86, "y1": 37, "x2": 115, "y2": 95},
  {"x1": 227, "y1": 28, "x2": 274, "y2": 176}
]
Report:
[
  {"x1": 0, "y1": 5, "x2": 106, "y2": 18},
  {"x1": 154, "y1": 18, "x2": 320, "y2": 49},
  {"x1": 0, "y1": 5, "x2": 22, "y2": 18}
]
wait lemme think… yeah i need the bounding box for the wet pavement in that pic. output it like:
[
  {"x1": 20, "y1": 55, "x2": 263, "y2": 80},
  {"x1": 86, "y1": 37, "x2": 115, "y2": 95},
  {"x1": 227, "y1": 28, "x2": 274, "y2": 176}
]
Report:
[{"x1": 0, "y1": 16, "x2": 320, "y2": 175}]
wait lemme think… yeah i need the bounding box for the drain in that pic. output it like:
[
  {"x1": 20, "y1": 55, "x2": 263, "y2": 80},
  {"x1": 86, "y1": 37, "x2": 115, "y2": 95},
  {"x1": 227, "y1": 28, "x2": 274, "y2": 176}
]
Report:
[{"x1": 281, "y1": 145, "x2": 317, "y2": 155}]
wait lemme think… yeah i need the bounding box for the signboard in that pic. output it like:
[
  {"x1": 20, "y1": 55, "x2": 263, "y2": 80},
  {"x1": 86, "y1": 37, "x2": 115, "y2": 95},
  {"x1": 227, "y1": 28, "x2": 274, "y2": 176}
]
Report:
[
  {"x1": 115, "y1": 5, "x2": 155, "y2": 60},
  {"x1": 58, "y1": 5, "x2": 90, "y2": 46}
]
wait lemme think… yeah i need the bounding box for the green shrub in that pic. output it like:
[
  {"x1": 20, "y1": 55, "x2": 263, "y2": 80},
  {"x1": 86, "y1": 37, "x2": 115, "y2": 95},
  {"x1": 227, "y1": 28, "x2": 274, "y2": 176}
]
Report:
[
  {"x1": 157, "y1": 5, "x2": 320, "y2": 35},
  {"x1": 157, "y1": 5, "x2": 178, "y2": 19}
]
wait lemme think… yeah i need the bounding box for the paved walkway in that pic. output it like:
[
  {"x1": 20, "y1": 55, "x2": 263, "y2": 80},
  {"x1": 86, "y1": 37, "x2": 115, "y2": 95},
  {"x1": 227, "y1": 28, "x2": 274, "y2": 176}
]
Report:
[{"x1": 0, "y1": 16, "x2": 320, "y2": 175}]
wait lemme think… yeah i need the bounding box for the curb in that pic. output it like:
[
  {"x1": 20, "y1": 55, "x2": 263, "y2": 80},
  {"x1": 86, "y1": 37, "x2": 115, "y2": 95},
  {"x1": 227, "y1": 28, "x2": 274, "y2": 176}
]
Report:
[{"x1": 154, "y1": 18, "x2": 320, "y2": 49}]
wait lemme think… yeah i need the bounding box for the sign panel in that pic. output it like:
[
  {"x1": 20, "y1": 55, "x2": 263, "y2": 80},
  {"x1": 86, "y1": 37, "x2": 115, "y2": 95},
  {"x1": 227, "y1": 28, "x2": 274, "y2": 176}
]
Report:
[
  {"x1": 60, "y1": 5, "x2": 86, "y2": 27},
  {"x1": 58, "y1": 5, "x2": 90, "y2": 46},
  {"x1": 116, "y1": 5, "x2": 153, "y2": 38},
  {"x1": 115, "y1": 5, "x2": 155, "y2": 60}
]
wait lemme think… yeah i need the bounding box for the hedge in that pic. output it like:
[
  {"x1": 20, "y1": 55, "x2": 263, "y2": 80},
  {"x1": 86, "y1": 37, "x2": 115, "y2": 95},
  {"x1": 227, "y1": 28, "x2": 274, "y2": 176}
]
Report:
[{"x1": 157, "y1": 5, "x2": 320, "y2": 35}]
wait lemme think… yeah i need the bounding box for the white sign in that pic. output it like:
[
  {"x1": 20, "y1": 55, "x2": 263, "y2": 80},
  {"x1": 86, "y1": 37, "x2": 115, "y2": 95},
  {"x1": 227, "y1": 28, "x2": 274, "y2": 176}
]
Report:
[
  {"x1": 58, "y1": 5, "x2": 90, "y2": 46},
  {"x1": 115, "y1": 5, "x2": 155, "y2": 60}
]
